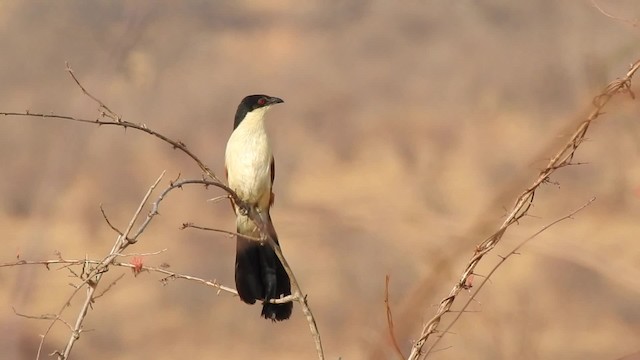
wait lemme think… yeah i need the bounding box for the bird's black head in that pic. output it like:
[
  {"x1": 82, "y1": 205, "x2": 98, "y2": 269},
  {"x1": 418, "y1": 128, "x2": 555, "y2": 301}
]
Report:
[{"x1": 234, "y1": 94, "x2": 284, "y2": 129}]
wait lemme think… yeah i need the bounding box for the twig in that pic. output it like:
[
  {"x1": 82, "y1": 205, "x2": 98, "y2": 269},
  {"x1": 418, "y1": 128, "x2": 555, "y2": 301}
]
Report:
[
  {"x1": 59, "y1": 171, "x2": 165, "y2": 360},
  {"x1": 7, "y1": 175, "x2": 320, "y2": 358},
  {"x1": 12, "y1": 307, "x2": 74, "y2": 332},
  {"x1": 1, "y1": 258, "x2": 238, "y2": 296},
  {"x1": 180, "y1": 222, "x2": 263, "y2": 242},
  {"x1": 65, "y1": 63, "x2": 121, "y2": 120},
  {"x1": 1, "y1": 66, "x2": 324, "y2": 360},
  {"x1": 590, "y1": 0, "x2": 639, "y2": 27},
  {"x1": 117, "y1": 249, "x2": 168, "y2": 257},
  {"x1": 1, "y1": 113, "x2": 220, "y2": 184},
  {"x1": 182, "y1": 187, "x2": 324, "y2": 358},
  {"x1": 100, "y1": 205, "x2": 123, "y2": 236},
  {"x1": 407, "y1": 59, "x2": 640, "y2": 360},
  {"x1": 242, "y1": 206, "x2": 325, "y2": 359},
  {"x1": 385, "y1": 275, "x2": 405, "y2": 360},
  {"x1": 93, "y1": 273, "x2": 126, "y2": 300},
  {"x1": 206, "y1": 195, "x2": 231, "y2": 204},
  {"x1": 423, "y1": 197, "x2": 596, "y2": 356},
  {"x1": 1, "y1": 109, "x2": 219, "y2": 182}
]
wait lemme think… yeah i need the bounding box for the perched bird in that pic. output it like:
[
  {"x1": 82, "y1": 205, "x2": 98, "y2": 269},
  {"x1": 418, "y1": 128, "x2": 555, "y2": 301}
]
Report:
[{"x1": 224, "y1": 94, "x2": 292, "y2": 321}]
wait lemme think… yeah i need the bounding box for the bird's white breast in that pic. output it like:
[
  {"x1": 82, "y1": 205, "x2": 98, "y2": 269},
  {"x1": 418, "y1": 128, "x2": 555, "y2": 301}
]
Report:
[{"x1": 225, "y1": 108, "x2": 273, "y2": 209}]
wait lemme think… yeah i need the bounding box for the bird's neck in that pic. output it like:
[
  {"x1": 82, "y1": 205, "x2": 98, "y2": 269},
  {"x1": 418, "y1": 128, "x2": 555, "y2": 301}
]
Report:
[{"x1": 235, "y1": 107, "x2": 269, "y2": 137}]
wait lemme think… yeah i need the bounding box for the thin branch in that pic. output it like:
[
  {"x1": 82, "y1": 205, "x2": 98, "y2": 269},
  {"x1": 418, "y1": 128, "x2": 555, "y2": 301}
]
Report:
[
  {"x1": 65, "y1": 63, "x2": 121, "y2": 120},
  {"x1": 100, "y1": 204, "x2": 123, "y2": 236},
  {"x1": 118, "y1": 171, "x2": 166, "y2": 245},
  {"x1": 0, "y1": 111, "x2": 220, "y2": 182},
  {"x1": 12, "y1": 307, "x2": 74, "y2": 332},
  {"x1": 93, "y1": 273, "x2": 126, "y2": 300},
  {"x1": 385, "y1": 275, "x2": 405, "y2": 360},
  {"x1": 206, "y1": 194, "x2": 232, "y2": 204},
  {"x1": 1, "y1": 65, "x2": 324, "y2": 360},
  {"x1": 243, "y1": 206, "x2": 325, "y2": 359},
  {"x1": 59, "y1": 171, "x2": 165, "y2": 360},
  {"x1": 1, "y1": 258, "x2": 238, "y2": 296},
  {"x1": 423, "y1": 197, "x2": 596, "y2": 357},
  {"x1": 181, "y1": 222, "x2": 263, "y2": 242},
  {"x1": 590, "y1": 0, "x2": 639, "y2": 27},
  {"x1": 179, "y1": 184, "x2": 324, "y2": 357},
  {"x1": 117, "y1": 249, "x2": 168, "y2": 257},
  {"x1": 407, "y1": 58, "x2": 640, "y2": 360}
]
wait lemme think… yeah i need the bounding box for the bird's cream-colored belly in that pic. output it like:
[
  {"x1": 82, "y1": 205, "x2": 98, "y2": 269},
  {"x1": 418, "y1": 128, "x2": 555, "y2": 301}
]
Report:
[{"x1": 225, "y1": 128, "x2": 272, "y2": 210}]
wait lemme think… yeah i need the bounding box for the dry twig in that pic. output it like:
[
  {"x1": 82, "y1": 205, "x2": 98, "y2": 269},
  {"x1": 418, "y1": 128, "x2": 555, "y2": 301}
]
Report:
[
  {"x1": 407, "y1": 59, "x2": 640, "y2": 360},
  {"x1": 180, "y1": 222, "x2": 263, "y2": 242},
  {"x1": 424, "y1": 197, "x2": 596, "y2": 356},
  {"x1": 1, "y1": 65, "x2": 324, "y2": 360},
  {"x1": 385, "y1": 275, "x2": 405, "y2": 360},
  {"x1": 590, "y1": 0, "x2": 639, "y2": 28},
  {"x1": 58, "y1": 171, "x2": 164, "y2": 359},
  {"x1": 0, "y1": 258, "x2": 239, "y2": 296}
]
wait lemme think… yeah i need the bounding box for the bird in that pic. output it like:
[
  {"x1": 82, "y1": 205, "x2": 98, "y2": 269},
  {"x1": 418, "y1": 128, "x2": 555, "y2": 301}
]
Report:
[{"x1": 224, "y1": 94, "x2": 293, "y2": 321}]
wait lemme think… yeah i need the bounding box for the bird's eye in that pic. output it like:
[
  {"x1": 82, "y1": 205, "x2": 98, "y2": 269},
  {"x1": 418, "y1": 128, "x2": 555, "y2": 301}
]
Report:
[{"x1": 257, "y1": 98, "x2": 267, "y2": 106}]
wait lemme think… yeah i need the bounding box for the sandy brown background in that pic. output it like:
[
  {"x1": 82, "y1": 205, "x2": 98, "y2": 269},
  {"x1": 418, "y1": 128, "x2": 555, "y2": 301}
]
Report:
[{"x1": 1, "y1": 1, "x2": 639, "y2": 359}]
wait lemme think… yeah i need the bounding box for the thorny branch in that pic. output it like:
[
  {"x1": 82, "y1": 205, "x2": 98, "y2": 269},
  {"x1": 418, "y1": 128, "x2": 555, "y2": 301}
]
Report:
[
  {"x1": 180, "y1": 222, "x2": 263, "y2": 242},
  {"x1": 0, "y1": 258, "x2": 238, "y2": 297},
  {"x1": 58, "y1": 171, "x2": 164, "y2": 360},
  {"x1": 424, "y1": 197, "x2": 596, "y2": 357},
  {"x1": 407, "y1": 59, "x2": 640, "y2": 360},
  {"x1": 1, "y1": 64, "x2": 324, "y2": 360},
  {"x1": 385, "y1": 275, "x2": 405, "y2": 360},
  {"x1": 1, "y1": 257, "x2": 297, "y2": 305},
  {"x1": 590, "y1": 0, "x2": 639, "y2": 28}
]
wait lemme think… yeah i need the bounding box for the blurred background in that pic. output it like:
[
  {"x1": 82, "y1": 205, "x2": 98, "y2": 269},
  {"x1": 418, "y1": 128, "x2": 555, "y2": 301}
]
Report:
[{"x1": 1, "y1": 1, "x2": 639, "y2": 359}]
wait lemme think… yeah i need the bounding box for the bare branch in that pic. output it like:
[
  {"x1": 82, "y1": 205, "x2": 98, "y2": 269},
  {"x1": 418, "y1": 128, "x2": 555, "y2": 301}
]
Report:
[
  {"x1": 58, "y1": 171, "x2": 165, "y2": 359},
  {"x1": 242, "y1": 206, "x2": 325, "y2": 359},
  {"x1": 423, "y1": 197, "x2": 596, "y2": 357},
  {"x1": 181, "y1": 222, "x2": 263, "y2": 242},
  {"x1": 0, "y1": 110, "x2": 220, "y2": 182},
  {"x1": 12, "y1": 307, "x2": 74, "y2": 332},
  {"x1": 65, "y1": 63, "x2": 121, "y2": 120},
  {"x1": 1, "y1": 65, "x2": 324, "y2": 360},
  {"x1": 385, "y1": 275, "x2": 405, "y2": 360},
  {"x1": 172, "y1": 180, "x2": 325, "y2": 357},
  {"x1": 590, "y1": 0, "x2": 639, "y2": 27},
  {"x1": 117, "y1": 249, "x2": 168, "y2": 257},
  {"x1": 407, "y1": 58, "x2": 640, "y2": 360},
  {"x1": 118, "y1": 171, "x2": 166, "y2": 245},
  {"x1": 93, "y1": 273, "x2": 126, "y2": 300},
  {"x1": 100, "y1": 204, "x2": 123, "y2": 236},
  {"x1": 206, "y1": 194, "x2": 232, "y2": 204},
  {"x1": 1, "y1": 257, "x2": 238, "y2": 296}
]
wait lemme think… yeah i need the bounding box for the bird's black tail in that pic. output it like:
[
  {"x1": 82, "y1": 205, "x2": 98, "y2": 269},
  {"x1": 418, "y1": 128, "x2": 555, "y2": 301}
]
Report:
[{"x1": 234, "y1": 215, "x2": 292, "y2": 321}]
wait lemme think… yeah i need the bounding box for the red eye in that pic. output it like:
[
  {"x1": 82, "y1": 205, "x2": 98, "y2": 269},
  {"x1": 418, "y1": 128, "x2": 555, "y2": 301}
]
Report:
[{"x1": 257, "y1": 98, "x2": 266, "y2": 106}]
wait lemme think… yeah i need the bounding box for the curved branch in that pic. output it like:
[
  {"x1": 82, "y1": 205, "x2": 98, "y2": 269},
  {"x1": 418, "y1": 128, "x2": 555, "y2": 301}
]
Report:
[
  {"x1": 407, "y1": 59, "x2": 640, "y2": 360},
  {"x1": 424, "y1": 197, "x2": 596, "y2": 356},
  {"x1": 0, "y1": 110, "x2": 221, "y2": 182},
  {"x1": 0, "y1": 65, "x2": 324, "y2": 359}
]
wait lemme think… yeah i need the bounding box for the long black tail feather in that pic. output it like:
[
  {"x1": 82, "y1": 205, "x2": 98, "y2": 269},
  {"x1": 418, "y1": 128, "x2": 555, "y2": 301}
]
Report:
[{"x1": 234, "y1": 216, "x2": 292, "y2": 321}]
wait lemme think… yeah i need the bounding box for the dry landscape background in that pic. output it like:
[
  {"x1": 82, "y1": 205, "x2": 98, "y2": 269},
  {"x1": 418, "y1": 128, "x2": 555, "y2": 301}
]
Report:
[{"x1": 1, "y1": 1, "x2": 639, "y2": 359}]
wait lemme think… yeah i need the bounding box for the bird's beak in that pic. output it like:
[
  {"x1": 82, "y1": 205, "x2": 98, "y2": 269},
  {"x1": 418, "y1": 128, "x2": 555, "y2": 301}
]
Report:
[{"x1": 268, "y1": 96, "x2": 284, "y2": 105}]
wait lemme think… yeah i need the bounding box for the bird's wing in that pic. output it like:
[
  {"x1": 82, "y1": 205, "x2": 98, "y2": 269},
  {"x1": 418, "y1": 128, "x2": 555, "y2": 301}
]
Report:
[{"x1": 270, "y1": 156, "x2": 275, "y2": 207}]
